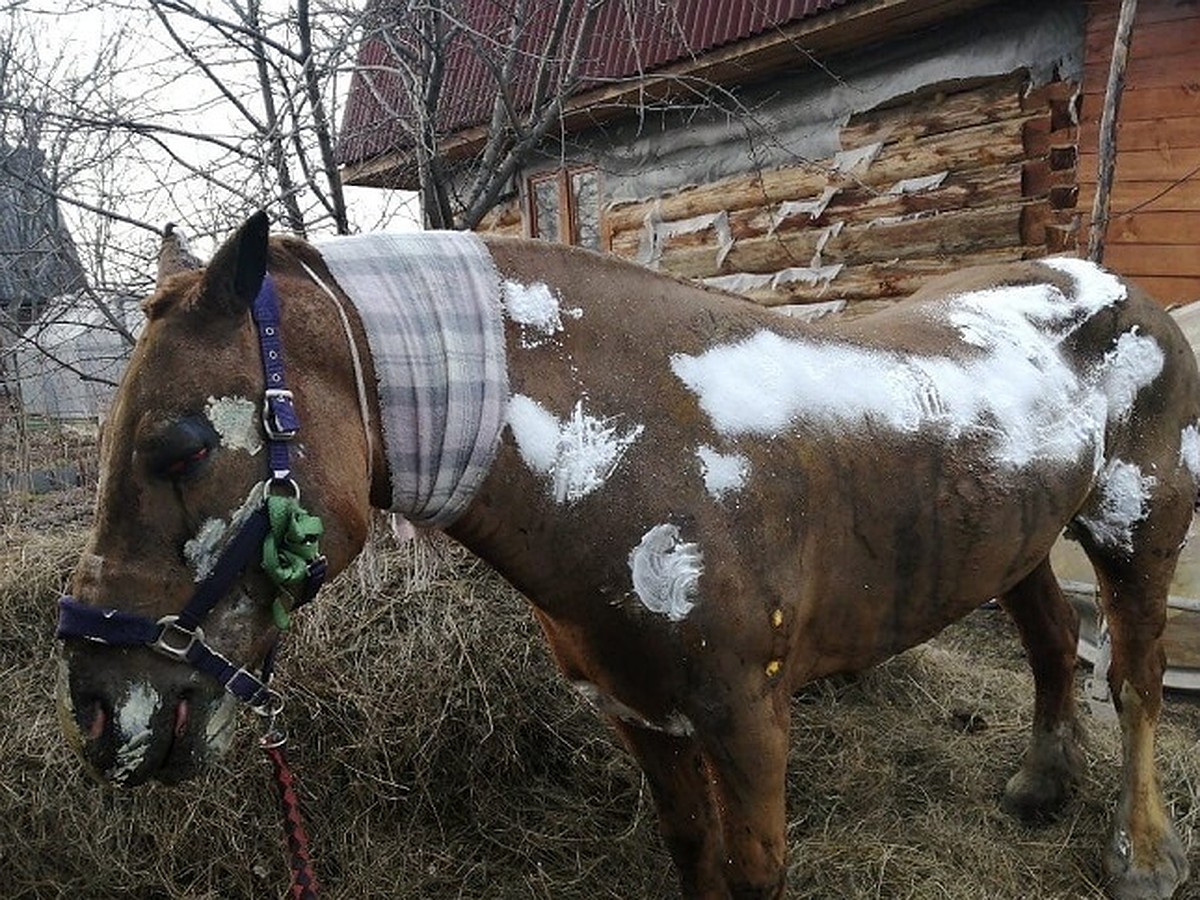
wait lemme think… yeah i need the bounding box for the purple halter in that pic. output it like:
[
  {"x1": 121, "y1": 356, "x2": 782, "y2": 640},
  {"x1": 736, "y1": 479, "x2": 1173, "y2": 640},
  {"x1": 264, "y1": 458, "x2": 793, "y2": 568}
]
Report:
[{"x1": 55, "y1": 273, "x2": 326, "y2": 708}]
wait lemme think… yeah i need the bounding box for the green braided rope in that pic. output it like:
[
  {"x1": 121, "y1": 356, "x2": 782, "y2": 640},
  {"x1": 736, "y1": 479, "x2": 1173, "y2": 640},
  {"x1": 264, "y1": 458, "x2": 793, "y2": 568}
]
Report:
[{"x1": 262, "y1": 495, "x2": 325, "y2": 631}]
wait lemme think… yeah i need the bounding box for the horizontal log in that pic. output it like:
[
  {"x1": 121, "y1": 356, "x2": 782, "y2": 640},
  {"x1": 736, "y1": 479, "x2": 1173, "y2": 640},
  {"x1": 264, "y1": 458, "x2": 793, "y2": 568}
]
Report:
[
  {"x1": 657, "y1": 202, "x2": 1024, "y2": 280},
  {"x1": 638, "y1": 164, "x2": 1025, "y2": 277},
  {"x1": 605, "y1": 165, "x2": 833, "y2": 234},
  {"x1": 849, "y1": 117, "x2": 1028, "y2": 189},
  {"x1": 840, "y1": 73, "x2": 1029, "y2": 148},
  {"x1": 716, "y1": 248, "x2": 1025, "y2": 305},
  {"x1": 820, "y1": 204, "x2": 1023, "y2": 266}
]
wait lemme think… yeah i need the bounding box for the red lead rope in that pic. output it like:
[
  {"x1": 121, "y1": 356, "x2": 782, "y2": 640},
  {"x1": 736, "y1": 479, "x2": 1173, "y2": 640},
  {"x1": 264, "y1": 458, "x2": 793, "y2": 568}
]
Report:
[{"x1": 263, "y1": 741, "x2": 320, "y2": 899}]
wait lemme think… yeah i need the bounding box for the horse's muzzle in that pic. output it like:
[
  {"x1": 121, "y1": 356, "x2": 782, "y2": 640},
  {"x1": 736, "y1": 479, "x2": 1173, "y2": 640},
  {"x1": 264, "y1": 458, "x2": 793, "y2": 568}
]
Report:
[{"x1": 56, "y1": 646, "x2": 237, "y2": 786}]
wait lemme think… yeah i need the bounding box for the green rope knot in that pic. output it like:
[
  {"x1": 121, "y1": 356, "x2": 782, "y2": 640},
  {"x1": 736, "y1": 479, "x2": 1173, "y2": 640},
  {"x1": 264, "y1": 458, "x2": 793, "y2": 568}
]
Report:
[{"x1": 262, "y1": 494, "x2": 324, "y2": 630}]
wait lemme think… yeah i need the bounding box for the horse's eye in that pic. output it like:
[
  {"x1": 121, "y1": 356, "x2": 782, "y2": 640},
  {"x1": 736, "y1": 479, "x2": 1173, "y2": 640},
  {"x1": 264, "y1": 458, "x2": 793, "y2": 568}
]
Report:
[
  {"x1": 164, "y1": 446, "x2": 211, "y2": 477},
  {"x1": 145, "y1": 416, "x2": 219, "y2": 480}
]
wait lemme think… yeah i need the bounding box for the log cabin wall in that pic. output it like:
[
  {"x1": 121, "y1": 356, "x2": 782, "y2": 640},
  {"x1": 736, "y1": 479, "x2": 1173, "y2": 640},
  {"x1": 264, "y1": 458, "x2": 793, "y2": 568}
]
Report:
[
  {"x1": 1079, "y1": 0, "x2": 1200, "y2": 307},
  {"x1": 603, "y1": 74, "x2": 1079, "y2": 315},
  {"x1": 476, "y1": 1, "x2": 1086, "y2": 316}
]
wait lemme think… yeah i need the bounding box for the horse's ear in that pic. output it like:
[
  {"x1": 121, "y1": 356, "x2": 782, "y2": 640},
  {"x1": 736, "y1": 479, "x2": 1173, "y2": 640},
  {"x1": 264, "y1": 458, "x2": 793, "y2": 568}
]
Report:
[
  {"x1": 155, "y1": 223, "x2": 202, "y2": 288},
  {"x1": 200, "y1": 211, "x2": 271, "y2": 318}
]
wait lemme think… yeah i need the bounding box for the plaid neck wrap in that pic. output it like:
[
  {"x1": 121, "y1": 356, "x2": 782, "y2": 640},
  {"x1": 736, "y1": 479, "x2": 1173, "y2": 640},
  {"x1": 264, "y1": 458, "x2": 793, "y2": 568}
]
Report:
[{"x1": 314, "y1": 231, "x2": 508, "y2": 528}]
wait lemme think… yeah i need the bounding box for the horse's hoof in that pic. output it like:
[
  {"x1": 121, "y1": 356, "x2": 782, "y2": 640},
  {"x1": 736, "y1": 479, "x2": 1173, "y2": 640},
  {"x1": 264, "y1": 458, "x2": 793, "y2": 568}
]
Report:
[
  {"x1": 1001, "y1": 734, "x2": 1082, "y2": 823},
  {"x1": 1103, "y1": 825, "x2": 1190, "y2": 899},
  {"x1": 1002, "y1": 769, "x2": 1071, "y2": 822}
]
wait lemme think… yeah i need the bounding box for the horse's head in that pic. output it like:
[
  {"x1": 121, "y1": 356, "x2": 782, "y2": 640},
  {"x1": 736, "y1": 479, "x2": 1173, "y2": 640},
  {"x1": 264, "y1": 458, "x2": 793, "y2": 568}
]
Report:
[{"x1": 57, "y1": 213, "x2": 376, "y2": 785}]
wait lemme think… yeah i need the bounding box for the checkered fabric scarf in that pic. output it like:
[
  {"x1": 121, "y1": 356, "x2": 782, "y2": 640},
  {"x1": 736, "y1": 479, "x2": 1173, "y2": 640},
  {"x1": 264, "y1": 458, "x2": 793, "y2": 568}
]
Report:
[{"x1": 314, "y1": 231, "x2": 508, "y2": 527}]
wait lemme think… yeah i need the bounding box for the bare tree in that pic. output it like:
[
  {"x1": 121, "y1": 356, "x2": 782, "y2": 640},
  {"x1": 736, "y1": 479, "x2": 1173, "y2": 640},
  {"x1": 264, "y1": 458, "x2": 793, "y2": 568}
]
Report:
[{"x1": 355, "y1": 0, "x2": 613, "y2": 230}]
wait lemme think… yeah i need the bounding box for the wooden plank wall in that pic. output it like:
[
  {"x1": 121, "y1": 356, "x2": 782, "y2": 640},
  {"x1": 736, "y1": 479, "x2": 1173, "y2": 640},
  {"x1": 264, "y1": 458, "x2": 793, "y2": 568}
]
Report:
[
  {"x1": 1080, "y1": 0, "x2": 1200, "y2": 306},
  {"x1": 478, "y1": 71, "x2": 1081, "y2": 313}
]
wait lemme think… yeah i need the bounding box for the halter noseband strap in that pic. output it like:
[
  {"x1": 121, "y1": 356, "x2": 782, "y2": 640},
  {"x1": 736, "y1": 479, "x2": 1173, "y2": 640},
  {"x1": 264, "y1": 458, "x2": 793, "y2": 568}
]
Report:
[{"x1": 56, "y1": 273, "x2": 326, "y2": 708}]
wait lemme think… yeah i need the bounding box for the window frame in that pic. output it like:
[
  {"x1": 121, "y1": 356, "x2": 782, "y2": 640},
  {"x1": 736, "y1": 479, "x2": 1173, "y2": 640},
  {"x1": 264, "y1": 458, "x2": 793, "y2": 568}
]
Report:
[{"x1": 526, "y1": 165, "x2": 603, "y2": 249}]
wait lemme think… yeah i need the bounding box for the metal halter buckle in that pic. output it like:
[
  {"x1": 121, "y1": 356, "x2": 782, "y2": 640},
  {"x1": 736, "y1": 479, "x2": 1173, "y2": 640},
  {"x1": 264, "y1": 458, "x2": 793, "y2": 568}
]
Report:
[
  {"x1": 152, "y1": 615, "x2": 203, "y2": 661},
  {"x1": 262, "y1": 388, "x2": 298, "y2": 441}
]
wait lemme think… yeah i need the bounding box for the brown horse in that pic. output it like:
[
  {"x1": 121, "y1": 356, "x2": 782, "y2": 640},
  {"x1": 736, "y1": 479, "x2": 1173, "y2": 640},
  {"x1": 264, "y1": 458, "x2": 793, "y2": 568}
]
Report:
[{"x1": 58, "y1": 212, "x2": 1197, "y2": 899}]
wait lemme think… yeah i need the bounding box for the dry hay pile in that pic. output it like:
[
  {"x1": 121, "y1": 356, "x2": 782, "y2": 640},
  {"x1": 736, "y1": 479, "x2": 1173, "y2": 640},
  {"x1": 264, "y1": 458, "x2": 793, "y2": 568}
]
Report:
[{"x1": 3, "y1": 495, "x2": 1200, "y2": 899}]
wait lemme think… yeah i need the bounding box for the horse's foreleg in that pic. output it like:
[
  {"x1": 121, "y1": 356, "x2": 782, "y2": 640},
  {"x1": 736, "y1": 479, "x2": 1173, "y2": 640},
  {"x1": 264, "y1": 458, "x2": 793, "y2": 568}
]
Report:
[
  {"x1": 998, "y1": 557, "x2": 1085, "y2": 821},
  {"x1": 611, "y1": 721, "x2": 729, "y2": 899},
  {"x1": 699, "y1": 693, "x2": 790, "y2": 900},
  {"x1": 1092, "y1": 562, "x2": 1190, "y2": 900}
]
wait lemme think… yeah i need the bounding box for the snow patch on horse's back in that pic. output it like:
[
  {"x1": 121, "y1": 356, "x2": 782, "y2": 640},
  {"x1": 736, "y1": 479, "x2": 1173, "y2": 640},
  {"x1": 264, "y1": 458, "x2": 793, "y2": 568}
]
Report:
[
  {"x1": 1041, "y1": 256, "x2": 1128, "y2": 312},
  {"x1": 502, "y1": 279, "x2": 581, "y2": 347},
  {"x1": 696, "y1": 445, "x2": 750, "y2": 499},
  {"x1": 505, "y1": 394, "x2": 644, "y2": 503},
  {"x1": 669, "y1": 324, "x2": 1104, "y2": 469},
  {"x1": 1181, "y1": 424, "x2": 1200, "y2": 480},
  {"x1": 669, "y1": 263, "x2": 1150, "y2": 471},
  {"x1": 1100, "y1": 330, "x2": 1164, "y2": 421}
]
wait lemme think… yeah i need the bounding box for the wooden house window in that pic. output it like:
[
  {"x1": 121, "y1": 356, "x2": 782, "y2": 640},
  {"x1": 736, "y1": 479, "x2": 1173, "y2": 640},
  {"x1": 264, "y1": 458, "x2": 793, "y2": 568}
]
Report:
[{"x1": 528, "y1": 167, "x2": 602, "y2": 249}]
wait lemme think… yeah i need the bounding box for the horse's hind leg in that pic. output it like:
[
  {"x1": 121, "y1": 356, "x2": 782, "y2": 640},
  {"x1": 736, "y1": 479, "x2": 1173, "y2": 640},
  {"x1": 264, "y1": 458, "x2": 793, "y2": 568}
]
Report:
[
  {"x1": 998, "y1": 557, "x2": 1085, "y2": 821},
  {"x1": 1080, "y1": 476, "x2": 1191, "y2": 899}
]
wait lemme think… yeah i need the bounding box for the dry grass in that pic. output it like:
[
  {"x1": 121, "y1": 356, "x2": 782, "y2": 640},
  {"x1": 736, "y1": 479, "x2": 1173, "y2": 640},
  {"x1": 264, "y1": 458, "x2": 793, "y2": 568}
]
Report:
[{"x1": 3, "y1": 479, "x2": 1200, "y2": 898}]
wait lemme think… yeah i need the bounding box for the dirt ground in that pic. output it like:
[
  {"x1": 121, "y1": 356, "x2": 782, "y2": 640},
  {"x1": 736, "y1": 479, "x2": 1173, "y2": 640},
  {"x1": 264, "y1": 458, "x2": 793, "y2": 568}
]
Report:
[{"x1": 2, "y1": 440, "x2": 1199, "y2": 899}]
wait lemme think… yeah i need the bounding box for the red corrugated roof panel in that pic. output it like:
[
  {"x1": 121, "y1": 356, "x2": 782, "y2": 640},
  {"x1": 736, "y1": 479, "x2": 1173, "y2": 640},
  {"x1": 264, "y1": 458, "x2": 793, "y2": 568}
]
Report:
[{"x1": 337, "y1": 0, "x2": 854, "y2": 169}]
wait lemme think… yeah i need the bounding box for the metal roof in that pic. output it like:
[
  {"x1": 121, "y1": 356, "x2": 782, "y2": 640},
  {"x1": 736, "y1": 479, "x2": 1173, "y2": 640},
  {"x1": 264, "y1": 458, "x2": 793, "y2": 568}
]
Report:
[{"x1": 336, "y1": 0, "x2": 853, "y2": 172}]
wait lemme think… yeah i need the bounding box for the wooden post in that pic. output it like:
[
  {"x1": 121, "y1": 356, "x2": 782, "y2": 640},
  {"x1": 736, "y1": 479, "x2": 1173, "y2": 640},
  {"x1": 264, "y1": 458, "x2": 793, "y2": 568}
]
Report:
[{"x1": 1088, "y1": 0, "x2": 1139, "y2": 263}]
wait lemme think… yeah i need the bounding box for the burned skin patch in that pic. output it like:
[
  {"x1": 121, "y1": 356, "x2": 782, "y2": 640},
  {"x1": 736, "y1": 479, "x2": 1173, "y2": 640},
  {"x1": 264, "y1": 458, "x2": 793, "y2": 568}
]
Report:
[
  {"x1": 572, "y1": 681, "x2": 695, "y2": 736},
  {"x1": 182, "y1": 487, "x2": 264, "y2": 582},
  {"x1": 203, "y1": 692, "x2": 240, "y2": 755}
]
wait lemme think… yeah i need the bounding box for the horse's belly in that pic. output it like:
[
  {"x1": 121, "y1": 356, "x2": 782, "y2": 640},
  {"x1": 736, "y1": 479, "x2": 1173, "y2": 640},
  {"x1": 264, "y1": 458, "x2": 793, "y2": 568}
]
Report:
[{"x1": 777, "y1": 446, "x2": 1094, "y2": 673}]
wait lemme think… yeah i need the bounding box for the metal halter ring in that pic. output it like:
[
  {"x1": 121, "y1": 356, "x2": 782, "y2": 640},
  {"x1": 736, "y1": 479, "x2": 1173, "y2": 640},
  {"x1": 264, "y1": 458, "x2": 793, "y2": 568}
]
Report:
[
  {"x1": 254, "y1": 689, "x2": 287, "y2": 749},
  {"x1": 261, "y1": 477, "x2": 301, "y2": 503}
]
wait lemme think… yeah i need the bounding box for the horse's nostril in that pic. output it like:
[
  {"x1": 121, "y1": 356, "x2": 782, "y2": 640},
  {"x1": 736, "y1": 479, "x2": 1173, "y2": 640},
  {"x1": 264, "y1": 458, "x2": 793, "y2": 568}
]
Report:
[
  {"x1": 173, "y1": 697, "x2": 190, "y2": 739},
  {"x1": 76, "y1": 696, "x2": 109, "y2": 743}
]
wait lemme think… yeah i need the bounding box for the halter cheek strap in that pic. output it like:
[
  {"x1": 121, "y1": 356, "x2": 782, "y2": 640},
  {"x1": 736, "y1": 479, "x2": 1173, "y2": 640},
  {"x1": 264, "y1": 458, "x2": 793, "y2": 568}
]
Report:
[{"x1": 55, "y1": 273, "x2": 326, "y2": 709}]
